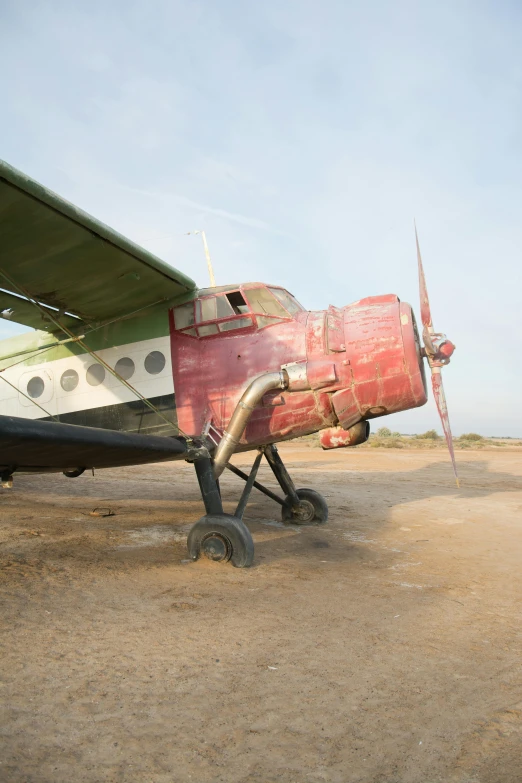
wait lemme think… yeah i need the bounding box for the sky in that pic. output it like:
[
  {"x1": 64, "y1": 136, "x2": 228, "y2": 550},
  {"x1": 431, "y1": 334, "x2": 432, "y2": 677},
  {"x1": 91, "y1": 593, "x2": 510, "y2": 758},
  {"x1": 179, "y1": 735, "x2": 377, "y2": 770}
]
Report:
[{"x1": 1, "y1": 0, "x2": 521, "y2": 436}]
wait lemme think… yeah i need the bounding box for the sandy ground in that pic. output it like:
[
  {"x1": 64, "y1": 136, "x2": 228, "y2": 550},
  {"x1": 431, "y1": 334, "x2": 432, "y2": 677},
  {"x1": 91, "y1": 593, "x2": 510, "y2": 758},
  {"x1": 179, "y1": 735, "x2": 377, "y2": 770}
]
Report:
[{"x1": 1, "y1": 444, "x2": 522, "y2": 783}]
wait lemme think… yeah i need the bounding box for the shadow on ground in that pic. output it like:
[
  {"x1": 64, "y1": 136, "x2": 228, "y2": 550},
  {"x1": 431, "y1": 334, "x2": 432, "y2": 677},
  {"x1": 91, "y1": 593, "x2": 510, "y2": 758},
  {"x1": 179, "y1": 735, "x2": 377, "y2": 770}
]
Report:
[{"x1": 0, "y1": 459, "x2": 519, "y2": 572}]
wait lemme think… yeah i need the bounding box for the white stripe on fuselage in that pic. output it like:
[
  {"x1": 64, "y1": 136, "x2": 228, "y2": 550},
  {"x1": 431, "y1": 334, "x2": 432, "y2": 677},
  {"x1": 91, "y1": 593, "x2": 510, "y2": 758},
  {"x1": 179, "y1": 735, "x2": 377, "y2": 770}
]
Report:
[{"x1": 0, "y1": 336, "x2": 174, "y2": 420}]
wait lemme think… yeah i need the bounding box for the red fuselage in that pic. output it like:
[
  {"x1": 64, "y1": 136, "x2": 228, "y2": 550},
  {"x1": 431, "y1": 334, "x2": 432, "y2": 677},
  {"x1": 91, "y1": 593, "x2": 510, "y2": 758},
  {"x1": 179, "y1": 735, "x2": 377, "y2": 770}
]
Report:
[{"x1": 170, "y1": 285, "x2": 427, "y2": 448}]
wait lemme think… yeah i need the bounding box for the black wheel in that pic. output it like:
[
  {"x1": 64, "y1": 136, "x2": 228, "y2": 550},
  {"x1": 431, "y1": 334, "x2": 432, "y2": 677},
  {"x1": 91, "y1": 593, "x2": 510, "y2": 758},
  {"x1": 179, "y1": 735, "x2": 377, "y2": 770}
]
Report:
[
  {"x1": 282, "y1": 488, "x2": 328, "y2": 525},
  {"x1": 63, "y1": 468, "x2": 85, "y2": 478},
  {"x1": 187, "y1": 514, "x2": 254, "y2": 568}
]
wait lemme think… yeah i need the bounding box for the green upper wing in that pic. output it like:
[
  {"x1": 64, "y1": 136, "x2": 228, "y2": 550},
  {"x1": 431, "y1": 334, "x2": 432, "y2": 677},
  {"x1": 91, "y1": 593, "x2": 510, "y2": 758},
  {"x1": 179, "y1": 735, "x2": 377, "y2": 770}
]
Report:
[{"x1": 0, "y1": 160, "x2": 197, "y2": 332}]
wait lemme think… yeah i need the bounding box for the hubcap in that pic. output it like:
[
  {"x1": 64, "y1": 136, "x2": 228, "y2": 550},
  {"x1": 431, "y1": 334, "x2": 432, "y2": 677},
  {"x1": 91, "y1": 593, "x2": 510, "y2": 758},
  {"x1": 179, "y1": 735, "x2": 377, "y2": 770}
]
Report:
[
  {"x1": 292, "y1": 499, "x2": 315, "y2": 523},
  {"x1": 201, "y1": 533, "x2": 231, "y2": 562}
]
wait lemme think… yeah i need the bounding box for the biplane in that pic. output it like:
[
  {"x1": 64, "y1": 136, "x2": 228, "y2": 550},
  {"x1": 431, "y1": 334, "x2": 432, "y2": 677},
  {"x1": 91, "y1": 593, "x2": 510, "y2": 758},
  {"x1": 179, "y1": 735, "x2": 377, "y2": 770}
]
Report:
[{"x1": 0, "y1": 160, "x2": 457, "y2": 567}]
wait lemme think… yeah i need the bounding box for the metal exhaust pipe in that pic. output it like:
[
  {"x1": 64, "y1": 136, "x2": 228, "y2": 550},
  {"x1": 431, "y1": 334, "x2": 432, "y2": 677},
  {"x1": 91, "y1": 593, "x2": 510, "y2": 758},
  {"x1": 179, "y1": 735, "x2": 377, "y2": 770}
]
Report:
[{"x1": 213, "y1": 371, "x2": 288, "y2": 479}]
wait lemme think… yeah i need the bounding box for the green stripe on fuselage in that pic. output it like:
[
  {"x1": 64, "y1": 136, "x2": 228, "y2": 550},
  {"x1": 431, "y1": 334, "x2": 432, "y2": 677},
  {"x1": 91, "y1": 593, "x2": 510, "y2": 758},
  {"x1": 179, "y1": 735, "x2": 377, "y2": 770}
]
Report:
[{"x1": 0, "y1": 294, "x2": 192, "y2": 370}]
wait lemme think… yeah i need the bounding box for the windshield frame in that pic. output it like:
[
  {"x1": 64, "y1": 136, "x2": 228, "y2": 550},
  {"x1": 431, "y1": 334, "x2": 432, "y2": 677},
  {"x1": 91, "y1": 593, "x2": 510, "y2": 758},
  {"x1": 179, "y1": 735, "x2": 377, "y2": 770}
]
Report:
[{"x1": 172, "y1": 284, "x2": 304, "y2": 338}]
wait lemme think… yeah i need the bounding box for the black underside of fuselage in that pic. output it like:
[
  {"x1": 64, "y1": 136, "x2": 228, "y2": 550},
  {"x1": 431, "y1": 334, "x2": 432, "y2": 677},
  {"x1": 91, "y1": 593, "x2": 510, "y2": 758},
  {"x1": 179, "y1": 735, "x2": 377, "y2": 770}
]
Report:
[
  {"x1": 42, "y1": 393, "x2": 178, "y2": 437},
  {"x1": 0, "y1": 395, "x2": 186, "y2": 474}
]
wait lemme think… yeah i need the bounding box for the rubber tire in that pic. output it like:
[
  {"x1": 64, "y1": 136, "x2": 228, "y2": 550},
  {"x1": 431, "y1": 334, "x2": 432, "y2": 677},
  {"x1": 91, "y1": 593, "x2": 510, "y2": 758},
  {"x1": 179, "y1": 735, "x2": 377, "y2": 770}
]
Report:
[
  {"x1": 282, "y1": 488, "x2": 329, "y2": 525},
  {"x1": 63, "y1": 468, "x2": 85, "y2": 478},
  {"x1": 187, "y1": 514, "x2": 254, "y2": 568}
]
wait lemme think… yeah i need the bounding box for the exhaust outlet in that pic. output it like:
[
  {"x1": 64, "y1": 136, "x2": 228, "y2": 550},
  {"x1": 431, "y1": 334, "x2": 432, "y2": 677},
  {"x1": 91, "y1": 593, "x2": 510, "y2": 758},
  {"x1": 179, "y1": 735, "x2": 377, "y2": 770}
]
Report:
[{"x1": 319, "y1": 421, "x2": 370, "y2": 450}]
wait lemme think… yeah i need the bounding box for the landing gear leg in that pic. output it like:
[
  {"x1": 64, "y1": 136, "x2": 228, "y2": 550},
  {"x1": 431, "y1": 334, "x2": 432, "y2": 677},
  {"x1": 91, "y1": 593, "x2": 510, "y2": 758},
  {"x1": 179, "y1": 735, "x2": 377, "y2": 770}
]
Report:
[
  {"x1": 186, "y1": 441, "x2": 329, "y2": 566},
  {"x1": 186, "y1": 447, "x2": 254, "y2": 568},
  {"x1": 264, "y1": 444, "x2": 328, "y2": 525},
  {"x1": 0, "y1": 470, "x2": 13, "y2": 489},
  {"x1": 225, "y1": 445, "x2": 329, "y2": 525}
]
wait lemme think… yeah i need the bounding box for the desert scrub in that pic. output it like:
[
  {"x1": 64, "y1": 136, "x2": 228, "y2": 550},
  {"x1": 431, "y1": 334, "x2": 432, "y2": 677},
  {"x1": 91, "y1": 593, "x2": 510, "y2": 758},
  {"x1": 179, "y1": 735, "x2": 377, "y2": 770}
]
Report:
[{"x1": 416, "y1": 429, "x2": 441, "y2": 440}]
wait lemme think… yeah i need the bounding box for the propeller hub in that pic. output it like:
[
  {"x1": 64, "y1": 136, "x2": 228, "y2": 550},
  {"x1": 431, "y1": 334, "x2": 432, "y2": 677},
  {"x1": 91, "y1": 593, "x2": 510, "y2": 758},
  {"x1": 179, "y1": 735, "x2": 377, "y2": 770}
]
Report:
[
  {"x1": 423, "y1": 331, "x2": 456, "y2": 365},
  {"x1": 437, "y1": 340, "x2": 455, "y2": 360}
]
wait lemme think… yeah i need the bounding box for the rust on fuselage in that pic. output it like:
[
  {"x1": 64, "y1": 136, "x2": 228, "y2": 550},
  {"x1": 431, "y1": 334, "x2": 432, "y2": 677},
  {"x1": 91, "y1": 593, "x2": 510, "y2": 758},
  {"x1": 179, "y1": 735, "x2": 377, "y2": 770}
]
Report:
[{"x1": 169, "y1": 284, "x2": 427, "y2": 449}]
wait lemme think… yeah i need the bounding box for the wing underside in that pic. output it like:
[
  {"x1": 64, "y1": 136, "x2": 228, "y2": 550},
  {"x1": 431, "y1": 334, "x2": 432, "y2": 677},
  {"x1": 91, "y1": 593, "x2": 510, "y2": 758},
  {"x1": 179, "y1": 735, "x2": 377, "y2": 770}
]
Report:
[{"x1": 0, "y1": 160, "x2": 197, "y2": 333}]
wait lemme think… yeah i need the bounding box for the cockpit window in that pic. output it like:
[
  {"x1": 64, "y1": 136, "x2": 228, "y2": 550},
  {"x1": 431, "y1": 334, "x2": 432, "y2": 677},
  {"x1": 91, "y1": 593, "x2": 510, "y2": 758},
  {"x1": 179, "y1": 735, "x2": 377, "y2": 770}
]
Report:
[
  {"x1": 269, "y1": 288, "x2": 303, "y2": 315},
  {"x1": 243, "y1": 287, "x2": 289, "y2": 318},
  {"x1": 173, "y1": 287, "x2": 300, "y2": 337},
  {"x1": 196, "y1": 291, "x2": 249, "y2": 323},
  {"x1": 219, "y1": 317, "x2": 251, "y2": 332},
  {"x1": 173, "y1": 302, "x2": 194, "y2": 329},
  {"x1": 226, "y1": 291, "x2": 249, "y2": 314}
]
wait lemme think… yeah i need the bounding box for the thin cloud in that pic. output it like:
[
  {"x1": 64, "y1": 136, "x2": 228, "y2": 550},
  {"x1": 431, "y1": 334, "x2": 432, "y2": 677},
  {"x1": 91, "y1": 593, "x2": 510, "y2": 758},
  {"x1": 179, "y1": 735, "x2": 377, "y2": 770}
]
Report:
[{"x1": 117, "y1": 183, "x2": 285, "y2": 235}]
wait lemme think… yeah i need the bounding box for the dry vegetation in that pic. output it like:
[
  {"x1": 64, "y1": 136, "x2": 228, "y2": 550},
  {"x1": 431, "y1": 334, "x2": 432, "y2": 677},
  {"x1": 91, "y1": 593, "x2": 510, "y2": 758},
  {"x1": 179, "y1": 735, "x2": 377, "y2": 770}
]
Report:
[{"x1": 297, "y1": 428, "x2": 522, "y2": 450}]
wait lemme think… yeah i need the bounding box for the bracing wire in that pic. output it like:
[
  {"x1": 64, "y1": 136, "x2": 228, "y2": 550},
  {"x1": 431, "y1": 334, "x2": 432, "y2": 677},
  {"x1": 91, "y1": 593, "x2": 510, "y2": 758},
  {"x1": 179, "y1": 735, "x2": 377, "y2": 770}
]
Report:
[{"x1": 0, "y1": 268, "x2": 191, "y2": 440}]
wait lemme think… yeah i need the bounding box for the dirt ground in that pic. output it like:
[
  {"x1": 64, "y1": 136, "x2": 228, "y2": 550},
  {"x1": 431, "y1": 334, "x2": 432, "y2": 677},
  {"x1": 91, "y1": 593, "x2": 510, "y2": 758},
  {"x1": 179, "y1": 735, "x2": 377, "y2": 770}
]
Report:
[{"x1": 1, "y1": 444, "x2": 522, "y2": 783}]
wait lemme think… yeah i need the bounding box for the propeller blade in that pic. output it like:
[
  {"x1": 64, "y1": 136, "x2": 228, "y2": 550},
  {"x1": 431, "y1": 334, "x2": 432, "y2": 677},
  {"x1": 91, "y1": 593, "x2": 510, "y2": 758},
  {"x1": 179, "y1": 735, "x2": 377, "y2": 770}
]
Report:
[
  {"x1": 415, "y1": 222, "x2": 433, "y2": 329},
  {"x1": 431, "y1": 368, "x2": 460, "y2": 487}
]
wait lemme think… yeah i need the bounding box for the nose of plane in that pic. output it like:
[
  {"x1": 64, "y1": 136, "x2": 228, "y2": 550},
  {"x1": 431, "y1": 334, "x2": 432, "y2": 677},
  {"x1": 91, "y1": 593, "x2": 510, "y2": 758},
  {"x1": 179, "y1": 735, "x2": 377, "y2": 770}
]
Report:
[
  {"x1": 325, "y1": 295, "x2": 428, "y2": 434},
  {"x1": 437, "y1": 339, "x2": 456, "y2": 361}
]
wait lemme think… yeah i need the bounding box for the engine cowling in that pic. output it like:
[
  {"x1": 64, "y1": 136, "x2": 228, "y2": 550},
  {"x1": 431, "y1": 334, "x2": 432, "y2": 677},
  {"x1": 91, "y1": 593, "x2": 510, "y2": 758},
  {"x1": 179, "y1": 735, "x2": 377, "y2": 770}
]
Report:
[
  {"x1": 301, "y1": 294, "x2": 427, "y2": 432},
  {"x1": 329, "y1": 295, "x2": 427, "y2": 430}
]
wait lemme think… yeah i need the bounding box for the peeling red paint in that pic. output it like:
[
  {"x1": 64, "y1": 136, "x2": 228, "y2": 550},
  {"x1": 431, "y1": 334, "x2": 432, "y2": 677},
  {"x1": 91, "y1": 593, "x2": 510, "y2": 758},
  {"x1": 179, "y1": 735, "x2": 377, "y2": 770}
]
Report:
[
  {"x1": 169, "y1": 287, "x2": 427, "y2": 449},
  {"x1": 320, "y1": 422, "x2": 370, "y2": 449}
]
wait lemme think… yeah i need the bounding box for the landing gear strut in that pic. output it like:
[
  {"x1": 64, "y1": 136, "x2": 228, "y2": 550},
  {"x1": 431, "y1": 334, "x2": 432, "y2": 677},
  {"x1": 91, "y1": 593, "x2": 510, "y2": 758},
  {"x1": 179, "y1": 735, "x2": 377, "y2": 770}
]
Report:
[
  {"x1": 226, "y1": 444, "x2": 328, "y2": 526},
  {"x1": 263, "y1": 445, "x2": 328, "y2": 525},
  {"x1": 186, "y1": 444, "x2": 328, "y2": 568},
  {"x1": 186, "y1": 448, "x2": 255, "y2": 568}
]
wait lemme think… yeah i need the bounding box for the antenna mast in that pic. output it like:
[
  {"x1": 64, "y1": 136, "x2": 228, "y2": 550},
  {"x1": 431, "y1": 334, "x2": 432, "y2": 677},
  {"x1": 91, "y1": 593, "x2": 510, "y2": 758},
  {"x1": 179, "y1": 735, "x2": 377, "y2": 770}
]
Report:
[{"x1": 187, "y1": 230, "x2": 216, "y2": 287}]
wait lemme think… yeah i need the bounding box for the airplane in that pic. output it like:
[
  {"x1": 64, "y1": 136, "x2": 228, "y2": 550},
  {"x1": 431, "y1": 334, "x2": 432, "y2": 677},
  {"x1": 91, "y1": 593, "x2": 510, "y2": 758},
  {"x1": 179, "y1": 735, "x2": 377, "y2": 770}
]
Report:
[{"x1": 0, "y1": 159, "x2": 457, "y2": 568}]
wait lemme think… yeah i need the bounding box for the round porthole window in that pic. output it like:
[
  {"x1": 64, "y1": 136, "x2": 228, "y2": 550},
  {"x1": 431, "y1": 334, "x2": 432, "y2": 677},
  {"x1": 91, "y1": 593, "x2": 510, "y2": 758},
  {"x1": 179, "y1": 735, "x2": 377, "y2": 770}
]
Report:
[
  {"x1": 86, "y1": 363, "x2": 105, "y2": 386},
  {"x1": 27, "y1": 376, "x2": 45, "y2": 398},
  {"x1": 144, "y1": 350, "x2": 166, "y2": 375},
  {"x1": 60, "y1": 368, "x2": 79, "y2": 392},
  {"x1": 114, "y1": 357, "x2": 135, "y2": 380}
]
